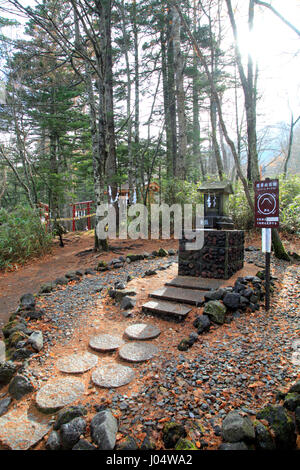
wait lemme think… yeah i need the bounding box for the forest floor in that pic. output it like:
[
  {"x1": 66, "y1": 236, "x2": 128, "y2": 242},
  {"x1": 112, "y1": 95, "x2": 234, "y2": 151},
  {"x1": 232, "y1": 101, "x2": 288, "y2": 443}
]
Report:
[
  {"x1": 0, "y1": 231, "x2": 299, "y2": 450},
  {"x1": 0, "y1": 231, "x2": 179, "y2": 329}
]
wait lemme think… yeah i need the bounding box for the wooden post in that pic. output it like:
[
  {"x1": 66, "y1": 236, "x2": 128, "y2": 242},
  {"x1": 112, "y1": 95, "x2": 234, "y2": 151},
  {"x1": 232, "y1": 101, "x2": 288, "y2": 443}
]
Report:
[
  {"x1": 72, "y1": 204, "x2": 76, "y2": 232},
  {"x1": 87, "y1": 201, "x2": 91, "y2": 230}
]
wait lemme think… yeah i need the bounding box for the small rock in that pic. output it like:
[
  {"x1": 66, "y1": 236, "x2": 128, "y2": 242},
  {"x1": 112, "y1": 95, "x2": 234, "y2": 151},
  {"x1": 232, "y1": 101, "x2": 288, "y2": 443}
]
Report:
[
  {"x1": 203, "y1": 301, "x2": 226, "y2": 325},
  {"x1": 28, "y1": 331, "x2": 43, "y2": 352},
  {"x1": 90, "y1": 410, "x2": 118, "y2": 450},
  {"x1": 193, "y1": 314, "x2": 210, "y2": 334},
  {"x1": 218, "y1": 442, "x2": 249, "y2": 450},
  {"x1": 54, "y1": 405, "x2": 87, "y2": 430},
  {"x1": 222, "y1": 411, "x2": 255, "y2": 443},
  {"x1": 46, "y1": 431, "x2": 61, "y2": 450},
  {"x1": 20, "y1": 293, "x2": 35, "y2": 310},
  {"x1": 256, "y1": 405, "x2": 296, "y2": 449},
  {"x1": 73, "y1": 439, "x2": 96, "y2": 450},
  {"x1": 0, "y1": 362, "x2": 17, "y2": 385},
  {"x1": 8, "y1": 375, "x2": 34, "y2": 400},
  {"x1": 254, "y1": 420, "x2": 275, "y2": 450},
  {"x1": 121, "y1": 296, "x2": 136, "y2": 310},
  {"x1": 60, "y1": 417, "x2": 86, "y2": 450},
  {"x1": 222, "y1": 292, "x2": 241, "y2": 310},
  {"x1": 115, "y1": 436, "x2": 139, "y2": 450},
  {"x1": 0, "y1": 397, "x2": 12, "y2": 416},
  {"x1": 162, "y1": 422, "x2": 186, "y2": 448}
]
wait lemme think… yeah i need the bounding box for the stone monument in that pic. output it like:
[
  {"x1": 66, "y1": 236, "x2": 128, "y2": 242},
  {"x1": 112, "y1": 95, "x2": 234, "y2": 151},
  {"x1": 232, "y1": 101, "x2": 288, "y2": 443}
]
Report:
[{"x1": 178, "y1": 181, "x2": 244, "y2": 279}]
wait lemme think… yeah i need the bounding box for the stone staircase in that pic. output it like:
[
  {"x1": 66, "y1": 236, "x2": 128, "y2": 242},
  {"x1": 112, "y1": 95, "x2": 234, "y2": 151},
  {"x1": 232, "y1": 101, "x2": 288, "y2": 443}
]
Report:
[{"x1": 142, "y1": 275, "x2": 222, "y2": 322}]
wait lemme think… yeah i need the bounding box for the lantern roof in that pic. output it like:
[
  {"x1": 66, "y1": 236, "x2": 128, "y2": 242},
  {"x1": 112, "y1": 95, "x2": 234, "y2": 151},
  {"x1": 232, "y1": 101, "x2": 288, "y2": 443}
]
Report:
[{"x1": 198, "y1": 180, "x2": 234, "y2": 195}]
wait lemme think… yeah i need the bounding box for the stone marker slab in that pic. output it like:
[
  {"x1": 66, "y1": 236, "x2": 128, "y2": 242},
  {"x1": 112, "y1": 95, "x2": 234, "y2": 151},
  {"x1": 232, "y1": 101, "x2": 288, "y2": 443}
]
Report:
[
  {"x1": 92, "y1": 364, "x2": 135, "y2": 388},
  {"x1": 0, "y1": 341, "x2": 5, "y2": 363},
  {"x1": 0, "y1": 408, "x2": 51, "y2": 450},
  {"x1": 142, "y1": 300, "x2": 191, "y2": 320},
  {"x1": 166, "y1": 276, "x2": 222, "y2": 291},
  {"x1": 119, "y1": 342, "x2": 158, "y2": 363},
  {"x1": 124, "y1": 323, "x2": 161, "y2": 340},
  {"x1": 56, "y1": 352, "x2": 98, "y2": 374},
  {"x1": 89, "y1": 334, "x2": 125, "y2": 352},
  {"x1": 150, "y1": 286, "x2": 208, "y2": 306},
  {"x1": 36, "y1": 377, "x2": 85, "y2": 413}
]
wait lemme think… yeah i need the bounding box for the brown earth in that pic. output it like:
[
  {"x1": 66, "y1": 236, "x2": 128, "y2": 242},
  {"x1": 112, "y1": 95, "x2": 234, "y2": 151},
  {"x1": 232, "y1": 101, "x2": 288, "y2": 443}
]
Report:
[{"x1": 0, "y1": 231, "x2": 178, "y2": 328}]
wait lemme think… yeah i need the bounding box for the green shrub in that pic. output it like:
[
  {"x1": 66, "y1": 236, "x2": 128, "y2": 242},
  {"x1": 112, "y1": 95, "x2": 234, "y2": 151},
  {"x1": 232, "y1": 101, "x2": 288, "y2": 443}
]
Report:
[
  {"x1": 0, "y1": 206, "x2": 52, "y2": 270},
  {"x1": 228, "y1": 183, "x2": 254, "y2": 230}
]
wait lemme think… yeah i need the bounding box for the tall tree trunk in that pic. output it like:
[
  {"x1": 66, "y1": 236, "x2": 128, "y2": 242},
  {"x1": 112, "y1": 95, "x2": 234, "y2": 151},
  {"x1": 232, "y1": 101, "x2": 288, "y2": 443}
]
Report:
[
  {"x1": 172, "y1": 5, "x2": 187, "y2": 179},
  {"x1": 167, "y1": 6, "x2": 177, "y2": 177}
]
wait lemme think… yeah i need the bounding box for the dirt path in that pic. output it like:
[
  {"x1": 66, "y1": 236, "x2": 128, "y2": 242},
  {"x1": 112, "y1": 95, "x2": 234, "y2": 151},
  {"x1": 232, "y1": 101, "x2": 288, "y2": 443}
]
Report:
[{"x1": 0, "y1": 232, "x2": 178, "y2": 329}]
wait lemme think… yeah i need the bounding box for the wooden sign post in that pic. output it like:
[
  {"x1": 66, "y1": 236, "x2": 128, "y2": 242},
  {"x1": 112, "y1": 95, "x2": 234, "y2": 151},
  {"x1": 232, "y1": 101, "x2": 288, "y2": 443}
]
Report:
[{"x1": 254, "y1": 178, "x2": 279, "y2": 311}]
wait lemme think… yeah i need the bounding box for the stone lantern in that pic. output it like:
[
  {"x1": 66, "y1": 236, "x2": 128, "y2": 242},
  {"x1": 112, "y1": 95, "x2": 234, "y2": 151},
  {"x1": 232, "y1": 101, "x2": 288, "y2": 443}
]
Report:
[
  {"x1": 197, "y1": 180, "x2": 234, "y2": 230},
  {"x1": 178, "y1": 180, "x2": 244, "y2": 279}
]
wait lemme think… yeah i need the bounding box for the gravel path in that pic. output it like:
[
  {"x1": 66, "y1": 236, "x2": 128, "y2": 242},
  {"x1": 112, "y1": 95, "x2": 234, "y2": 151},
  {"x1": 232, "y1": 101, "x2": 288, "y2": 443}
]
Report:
[{"x1": 28, "y1": 249, "x2": 300, "y2": 449}]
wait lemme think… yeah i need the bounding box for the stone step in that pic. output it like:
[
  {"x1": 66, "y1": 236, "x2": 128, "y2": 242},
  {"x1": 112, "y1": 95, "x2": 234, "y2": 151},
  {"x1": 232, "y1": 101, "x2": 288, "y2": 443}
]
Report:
[
  {"x1": 165, "y1": 276, "x2": 222, "y2": 291},
  {"x1": 142, "y1": 300, "x2": 192, "y2": 321},
  {"x1": 149, "y1": 286, "x2": 208, "y2": 306}
]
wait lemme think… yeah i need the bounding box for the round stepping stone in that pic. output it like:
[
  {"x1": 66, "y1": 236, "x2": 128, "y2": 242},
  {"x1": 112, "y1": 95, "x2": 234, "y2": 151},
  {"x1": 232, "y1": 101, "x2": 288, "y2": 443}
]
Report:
[
  {"x1": 36, "y1": 377, "x2": 85, "y2": 412},
  {"x1": 56, "y1": 352, "x2": 98, "y2": 374},
  {"x1": 89, "y1": 334, "x2": 125, "y2": 352},
  {"x1": 124, "y1": 323, "x2": 161, "y2": 340},
  {"x1": 119, "y1": 342, "x2": 158, "y2": 363},
  {"x1": 92, "y1": 364, "x2": 135, "y2": 388}
]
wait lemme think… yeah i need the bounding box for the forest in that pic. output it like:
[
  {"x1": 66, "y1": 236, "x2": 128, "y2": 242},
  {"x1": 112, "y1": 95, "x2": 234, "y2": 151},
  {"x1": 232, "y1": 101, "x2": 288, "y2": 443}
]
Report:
[{"x1": 0, "y1": 0, "x2": 299, "y2": 267}]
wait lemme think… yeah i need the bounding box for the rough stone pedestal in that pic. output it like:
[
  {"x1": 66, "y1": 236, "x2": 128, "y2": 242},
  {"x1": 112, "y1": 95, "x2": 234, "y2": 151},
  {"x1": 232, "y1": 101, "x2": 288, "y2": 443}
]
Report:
[{"x1": 178, "y1": 229, "x2": 244, "y2": 280}]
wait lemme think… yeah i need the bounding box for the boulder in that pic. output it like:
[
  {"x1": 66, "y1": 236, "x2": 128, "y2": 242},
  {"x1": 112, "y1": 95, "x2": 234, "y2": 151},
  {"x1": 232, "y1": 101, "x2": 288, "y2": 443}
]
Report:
[
  {"x1": 162, "y1": 422, "x2": 186, "y2": 448},
  {"x1": 54, "y1": 405, "x2": 87, "y2": 430},
  {"x1": 8, "y1": 375, "x2": 34, "y2": 400},
  {"x1": 90, "y1": 410, "x2": 118, "y2": 450},
  {"x1": 20, "y1": 293, "x2": 35, "y2": 310},
  {"x1": 46, "y1": 431, "x2": 61, "y2": 450},
  {"x1": 203, "y1": 301, "x2": 226, "y2": 325},
  {"x1": 193, "y1": 314, "x2": 210, "y2": 334},
  {"x1": 254, "y1": 420, "x2": 275, "y2": 450},
  {"x1": 28, "y1": 331, "x2": 43, "y2": 352},
  {"x1": 256, "y1": 405, "x2": 296, "y2": 449},
  {"x1": 0, "y1": 362, "x2": 17, "y2": 385},
  {"x1": 222, "y1": 292, "x2": 241, "y2": 310},
  {"x1": 221, "y1": 411, "x2": 255, "y2": 443},
  {"x1": 60, "y1": 417, "x2": 86, "y2": 450},
  {"x1": 283, "y1": 393, "x2": 300, "y2": 412}
]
